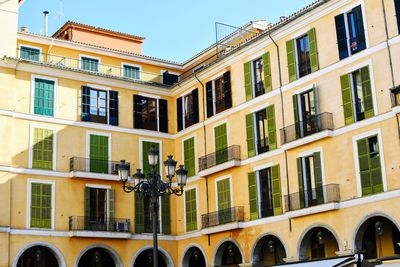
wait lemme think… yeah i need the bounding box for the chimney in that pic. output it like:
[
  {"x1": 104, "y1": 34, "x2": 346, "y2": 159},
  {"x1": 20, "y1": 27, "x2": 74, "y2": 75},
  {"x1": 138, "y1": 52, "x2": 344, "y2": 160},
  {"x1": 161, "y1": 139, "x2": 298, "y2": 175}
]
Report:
[
  {"x1": 43, "y1": 11, "x2": 49, "y2": 36},
  {"x1": 20, "y1": 26, "x2": 29, "y2": 33}
]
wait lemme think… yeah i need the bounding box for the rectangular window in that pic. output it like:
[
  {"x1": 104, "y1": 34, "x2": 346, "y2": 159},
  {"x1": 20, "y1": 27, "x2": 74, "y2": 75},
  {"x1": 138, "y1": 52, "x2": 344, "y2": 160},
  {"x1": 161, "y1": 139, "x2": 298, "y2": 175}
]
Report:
[
  {"x1": 123, "y1": 64, "x2": 140, "y2": 79},
  {"x1": 177, "y1": 89, "x2": 199, "y2": 131},
  {"x1": 185, "y1": 188, "x2": 197, "y2": 232},
  {"x1": 335, "y1": 5, "x2": 366, "y2": 60},
  {"x1": 162, "y1": 71, "x2": 179, "y2": 85},
  {"x1": 89, "y1": 134, "x2": 109, "y2": 173},
  {"x1": 357, "y1": 135, "x2": 383, "y2": 196},
  {"x1": 255, "y1": 109, "x2": 268, "y2": 154},
  {"x1": 84, "y1": 187, "x2": 115, "y2": 231},
  {"x1": 33, "y1": 78, "x2": 55, "y2": 117},
  {"x1": 20, "y1": 46, "x2": 40, "y2": 61},
  {"x1": 81, "y1": 86, "x2": 119, "y2": 126},
  {"x1": 206, "y1": 71, "x2": 232, "y2": 118},
  {"x1": 244, "y1": 53, "x2": 272, "y2": 101},
  {"x1": 81, "y1": 56, "x2": 99, "y2": 72},
  {"x1": 253, "y1": 58, "x2": 265, "y2": 97},
  {"x1": 133, "y1": 95, "x2": 168, "y2": 133},
  {"x1": 30, "y1": 182, "x2": 52, "y2": 228},
  {"x1": 32, "y1": 128, "x2": 54, "y2": 170},
  {"x1": 296, "y1": 34, "x2": 312, "y2": 78},
  {"x1": 184, "y1": 137, "x2": 195, "y2": 177},
  {"x1": 214, "y1": 123, "x2": 228, "y2": 164}
]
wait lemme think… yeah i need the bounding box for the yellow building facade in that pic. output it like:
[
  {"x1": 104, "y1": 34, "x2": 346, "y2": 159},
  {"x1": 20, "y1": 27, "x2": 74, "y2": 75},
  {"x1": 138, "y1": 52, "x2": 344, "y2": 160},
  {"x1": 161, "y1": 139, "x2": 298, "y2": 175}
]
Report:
[{"x1": 1, "y1": 0, "x2": 400, "y2": 266}]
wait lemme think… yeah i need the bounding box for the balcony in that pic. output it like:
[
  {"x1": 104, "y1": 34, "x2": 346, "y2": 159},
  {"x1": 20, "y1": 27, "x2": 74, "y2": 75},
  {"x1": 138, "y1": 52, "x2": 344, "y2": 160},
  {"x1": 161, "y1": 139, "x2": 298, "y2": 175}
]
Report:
[
  {"x1": 284, "y1": 184, "x2": 340, "y2": 218},
  {"x1": 69, "y1": 216, "x2": 131, "y2": 238},
  {"x1": 201, "y1": 207, "x2": 244, "y2": 234},
  {"x1": 280, "y1": 112, "x2": 334, "y2": 147},
  {"x1": 69, "y1": 157, "x2": 130, "y2": 180},
  {"x1": 16, "y1": 49, "x2": 171, "y2": 87},
  {"x1": 198, "y1": 145, "x2": 241, "y2": 177}
]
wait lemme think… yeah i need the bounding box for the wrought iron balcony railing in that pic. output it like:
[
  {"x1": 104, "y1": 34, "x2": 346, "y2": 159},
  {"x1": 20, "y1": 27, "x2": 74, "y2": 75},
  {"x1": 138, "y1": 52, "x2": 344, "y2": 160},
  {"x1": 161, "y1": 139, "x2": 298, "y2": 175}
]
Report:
[
  {"x1": 284, "y1": 184, "x2": 340, "y2": 212},
  {"x1": 280, "y1": 112, "x2": 334, "y2": 145},
  {"x1": 391, "y1": 86, "x2": 400, "y2": 107},
  {"x1": 69, "y1": 216, "x2": 130, "y2": 232},
  {"x1": 201, "y1": 206, "x2": 244, "y2": 229},
  {"x1": 16, "y1": 48, "x2": 166, "y2": 85},
  {"x1": 69, "y1": 157, "x2": 130, "y2": 175},
  {"x1": 198, "y1": 145, "x2": 240, "y2": 172}
]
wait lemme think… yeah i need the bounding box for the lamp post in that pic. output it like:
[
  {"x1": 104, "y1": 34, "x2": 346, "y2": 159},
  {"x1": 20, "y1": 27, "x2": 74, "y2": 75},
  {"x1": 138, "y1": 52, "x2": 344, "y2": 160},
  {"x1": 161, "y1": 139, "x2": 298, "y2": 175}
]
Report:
[{"x1": 117, "y1": 147, "x2": 188, "y2": 267}]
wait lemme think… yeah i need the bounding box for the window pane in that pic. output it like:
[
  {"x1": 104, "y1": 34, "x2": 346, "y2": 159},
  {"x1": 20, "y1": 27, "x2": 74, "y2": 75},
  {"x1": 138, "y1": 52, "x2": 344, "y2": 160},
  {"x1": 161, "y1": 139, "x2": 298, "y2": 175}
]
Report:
[{"x1": 297, "y1": 35, "x2": 311, "y2": 78}]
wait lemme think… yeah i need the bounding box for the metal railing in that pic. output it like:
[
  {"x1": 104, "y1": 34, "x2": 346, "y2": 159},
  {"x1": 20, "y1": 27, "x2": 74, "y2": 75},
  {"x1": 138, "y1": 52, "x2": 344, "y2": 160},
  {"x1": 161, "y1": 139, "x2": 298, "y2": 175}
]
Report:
[
  {"x1": 280, "y1": 112, "x2": 334, "y2": 144},
  {"x1": 69, "y1": 157, "x2": 130, "y2": 175},
  {"x1": 16, "y1": 48, "x2": 165, "y2": 85},
  {"x1": 69, "y1": 216, "x2": 130, "y2": 232},
  {"x1": 391, "y1": 86, "x2": 400, "y2": 107},
  {"x1": 284, "y1": 184, "x2": 340, "y2": 212},
  {"x1": 256, "y1": 138, "x2": 270, "y2": 155},
  {"x1": 201, "y1": 206, "x2": 244, "y2": 229},
  {"x1": 198, "y1": 145, "x2": 240, "y2": 172}
]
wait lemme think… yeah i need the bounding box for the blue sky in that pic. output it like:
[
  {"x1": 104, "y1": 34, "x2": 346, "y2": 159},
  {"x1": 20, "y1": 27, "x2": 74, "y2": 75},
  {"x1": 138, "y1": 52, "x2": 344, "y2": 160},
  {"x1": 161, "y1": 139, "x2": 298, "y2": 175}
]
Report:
[{"x1": 19, "y1": 0, "x2": 315, "y2": 62}]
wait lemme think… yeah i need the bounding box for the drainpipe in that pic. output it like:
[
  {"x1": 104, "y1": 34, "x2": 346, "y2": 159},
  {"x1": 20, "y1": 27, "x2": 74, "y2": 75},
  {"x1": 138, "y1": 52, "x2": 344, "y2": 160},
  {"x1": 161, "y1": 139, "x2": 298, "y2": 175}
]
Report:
[
  {"x1": 381, "y1": 0, "x2": 400, "y2": 142},
  {"x1": 269, "y1": 33, "x2": 292, "y2": 232},
  {"x1": 194, "y1": 72, "x2": 211, "y2": 245}
]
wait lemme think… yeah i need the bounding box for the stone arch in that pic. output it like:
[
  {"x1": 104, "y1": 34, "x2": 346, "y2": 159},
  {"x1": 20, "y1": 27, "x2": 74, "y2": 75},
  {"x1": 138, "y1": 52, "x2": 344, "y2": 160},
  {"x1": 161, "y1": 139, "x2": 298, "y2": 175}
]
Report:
[
  {"x1": 250, "y1": 232, "x2": 288, "y2": 265},
  {"x1": 13, "y1": 242, "x2": 66, "y2": 267},
  {"x1": 181, "y1": 244, "x2": 208, "y2": 267},
  {"x1": 131, "y1": 246, "x2": 175, "y2": 267},
  {"x1": 213, "y1": 238, "x2": 244, "y2": 266},
  {"x1": 74, "y1": 244, "x2": 123, "y2": 267}
]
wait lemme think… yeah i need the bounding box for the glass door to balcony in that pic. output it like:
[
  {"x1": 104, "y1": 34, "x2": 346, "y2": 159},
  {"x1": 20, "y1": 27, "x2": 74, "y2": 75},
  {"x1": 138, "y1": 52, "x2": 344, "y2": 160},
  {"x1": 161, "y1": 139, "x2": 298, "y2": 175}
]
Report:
[
  {"x1": 255, "y1": 110, "x2": 269, "y2": 154},
  {"x1": 299, "y1": 89, "x2": 317, "y2": 137},
  {"x1": 301, "y1": 155, "x2": 324, "y2": 208},
  {"x1": 258, "y1": 168, "x2": 274, "y2": 218},
  {"x1": 89, "y1": 134, "x2": 109, "y2": 173},
  {"x1": 88, "y1": 188, "x2": 107, "y2": 231}
]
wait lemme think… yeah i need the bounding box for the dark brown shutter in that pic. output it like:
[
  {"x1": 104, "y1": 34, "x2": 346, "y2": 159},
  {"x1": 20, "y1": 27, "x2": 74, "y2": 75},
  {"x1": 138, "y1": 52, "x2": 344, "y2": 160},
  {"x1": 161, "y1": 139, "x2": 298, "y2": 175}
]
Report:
[
  {"x1": 223, "y1": 71, "x2": 232, "y2": 109},
  {"x1": 82, "y1": 86, "x2": 91, "y2": 121},
  {"x1": 177, "y1": 97, "x2": 183, "y2": 132},
  {"x1": 206, "y1": 81, "x2": 213, "y2": 118},
  {"x1": 335, "y1": 14, "x2": 349, "y2": 60},
  {"x1": 192, "y1": 88, "x2": 199, "y2": 124},
  {"x1": 159, "y1": 99, "x2": 168, "y2": 133},
  {"x1": 133, "y1": 95, "x2": 143, "y2": 129},
  {"x1": 109, "y1": 90, "x2": 118, "y2": 126}
]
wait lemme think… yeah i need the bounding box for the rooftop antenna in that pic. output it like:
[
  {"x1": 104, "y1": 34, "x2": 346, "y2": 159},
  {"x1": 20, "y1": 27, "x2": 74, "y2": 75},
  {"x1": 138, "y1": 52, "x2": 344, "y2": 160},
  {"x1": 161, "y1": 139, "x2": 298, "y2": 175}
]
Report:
[{"x1": 56, "y1": 0, "x2": 64, "y2": 27}]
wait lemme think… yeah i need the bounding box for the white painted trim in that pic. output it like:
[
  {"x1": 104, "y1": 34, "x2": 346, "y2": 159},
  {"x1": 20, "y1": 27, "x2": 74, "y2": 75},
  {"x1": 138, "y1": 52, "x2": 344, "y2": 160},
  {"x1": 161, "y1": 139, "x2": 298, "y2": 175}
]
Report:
[
  {"x1": 352, "y1": 128, "x2": 387, "y2": 197},
  {"x1": 138, "y1": 92, "x2": 162, "y2": 99},
  {"x1": 86, "y1": 131, "x2": 112, "y2": 172},
  {"x1": 281, "y1": 130, "x2": 333, "y2": 150},
  {"x1": 121, "y1": 62, "x2": 142, "y2": 80},
  {"x1": 13, "y1": 242, "x2": 66, "y2": 267},
  {"x1": 78, "y1": 54, "x2": 101, "y2": 69},
  {"x1": 241, "y1": 148, "x2": 284, "y2": 166},
  {"x1": 290, "y1": 26, "x2": 311, "y2": 40},
  {"x1": 249, "y1": 102, "x2": 271, "y2": 114},
  {"x1": 182, "y1": 134, "x2": 197, "y2": 178},
  {"x1": 198, "y1": 160, "x2": 240, "y2": 177},
  {"x1": 208, "y1": 71, "x2": 225, "y2": 83},
  {"x1": 30, "y1": 74, "x2": 58, "y2": 118},
  {"x1": 18, "y1": 44, "x2": 43, "y2": 61},
  {"x1": 0, "y1": 165, "x2": 69, "y2": 177},
  {"x1": 85, "y1": 184, "x2": 112, "y2": 189},
  {"x1": 139, "y1": 137, "x2": 163, "y2": 175},
  {"x1": 247, "y1": 51, "x2": 265, "y2": 63},
  {"x1": 252, "y1": 161, "x2": 274, "y2": 172},
  {"x1": 87, "y1": 83, "x2": 112, "y2": 91},
  {"x1": 183, "y1": 185, "x2": 199, "y2": 233},
  {"x1": 214, "y1": 175, "x2": 234, "y2": 211},
  {"x1": 26, "y1": 178, "x2": 56, "y2": 230},
  {"x1": 69, "y1": 230, "x2": 130, "y2": 239},
  {"x1": 28, "y1": 124, "x2": 57, "y2": 171},
  {"x1": 293, "y1": 83, "x2": 316, "y2": 95}
]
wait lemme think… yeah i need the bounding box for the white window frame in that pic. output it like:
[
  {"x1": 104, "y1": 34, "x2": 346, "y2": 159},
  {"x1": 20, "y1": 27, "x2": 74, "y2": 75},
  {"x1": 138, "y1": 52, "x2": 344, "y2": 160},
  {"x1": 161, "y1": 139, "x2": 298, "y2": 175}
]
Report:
[
  {"x1": 250, "y1": 56, "x2": 264, "y2": 98},
  {"x1": 85, "y1": 184, "x2": 113, "y2": 224},
  {"x1": 84, "y1": 84, "x2": 112, "y2": 125},
  {"x1": 26, "y1": 178, "x2": 56, "y2": 230},
  {"x1": 211, "y1": 74, "x2": 225, "y2": 116},
  {"x1": 179, "y1": 90, "x2": 196, "y2": 130},
  {"x1": 183, "y1": 185, "x2": 199, "y2": 233},
  {"x1": 30, "y1": 74, "x2": 58, "y2": 118},
  {"x1": 79, "y1": 54, "x2": 101, "y2": 71},
  {"x1": 182, "y1": 134, "x2": 197, "y2": 178},
  {"x1": 19, "y1": 44, "x2": 42, "y2": 61},
  {"x1": 352, "y1": 128, "x2": 387, "y2": 198},
  {"x1": 214, "y1": 175, "x2": 234, "y2": 211},
  {"x1": 28, "y1": 124, "x2": 57, "y2": 171},
  {"x1": 292, "y1": 32, "x2": 312, "y2": 80},
  {"x1": 86, "y1": 131, "x2": 112, "y2": 172},
  {"x1": 121, "y1": 62, "x2": 142, "y2": 80}
]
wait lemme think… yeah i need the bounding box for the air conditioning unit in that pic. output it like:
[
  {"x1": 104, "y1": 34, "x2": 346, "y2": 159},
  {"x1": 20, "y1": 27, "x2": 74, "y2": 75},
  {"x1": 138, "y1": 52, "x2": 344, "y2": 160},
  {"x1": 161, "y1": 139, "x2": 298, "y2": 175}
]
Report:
[
  {"x1": 111, "y1": 162, "x2": 119, "y2": 175},
  {"x1": 115, "y1": 220, "x2": 129, "y2": 232}
]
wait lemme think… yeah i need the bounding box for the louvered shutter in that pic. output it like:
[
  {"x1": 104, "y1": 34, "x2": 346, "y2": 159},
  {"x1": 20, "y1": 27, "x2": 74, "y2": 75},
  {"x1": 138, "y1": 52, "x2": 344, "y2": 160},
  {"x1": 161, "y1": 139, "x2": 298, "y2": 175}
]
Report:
[
  {"x1": 246, "y1": 113, "x2": 255, "y2": 157},
  {"x1": 340, "y1": 74, "x2": 355, "y2": 125},
  {"x1": 206, "y1": 81, "x2": 213, "y2": 118},
  {"x1": 248, "y1": 172, "x2": 258, "y2": 220},
  {"x1": 177, "y1": 97, "x2": 183, "y2": 131},
  {"x1": 263, "y1": 52, "x2": 272, "y2": 92},
  {"x1": 159, "y1": 99, "x2": 168, "y2": 133},
  {"x1": 266, "y1": 105, "x2": 277, "y2": 150},
  {"x1": 184, "y1": 137, "x2": 195, "y2": 177},
  {"x1": 360, "y1": 66, "x2": 374, "y2": 119},
  {"x1": 82, "y1": 86, "x2": 91, "y2": 121},
  {"x1": 308, "y1": 28, "x2": 319, "y2": 73},
  {"x1": 357, "y1": 138, "x2": 373, "y2": 196},
  {"x1": 293, "y1": 95, "x2": 300, "y2": 139},
  {"x1": 135, "y1": 193, "x2": 144, "y2": 233},
  {"x1": 244, "y1": 62, "x2": 253, "y2": 101},
  {"x1": 31, "y1": 183, "x2": 52, "y2": 228},
  {"x1": 34, "y1": 78, "x2": 54, "y2": 117},
  {"x1": 84, "y1": 187, "x2": 90, "y2": 229},
  {"x1": 89, "y1": 135, "x2": 109, "y2": 173},
  {"x1": 223, "y1": 71, "x2": 232, "y2": 109},
  {"x1": 335, "y1": 14, "x2": 349, "y2": 60},
  {"x1": 313, "y1": 152, "x2": 324, "y2": 204},
  {"x1": 192, "y1": 88, "x2": 199, "y2": 124},
  {"x1": 109, "y1": 90, "x2": 119, "y2": 126},
  {"x1": 185, "y1": 189, "x2": 197, "y2": 231},
  {"x1": 353, "y1": 5, "x2": 366, "y2": 52},
  {"x1": 161, "y1": 195, "x2": 171, "y2": 234},
  {"x1": 133, "y1": 95, "x2": 143, "y2": 129},
  {"x1": 286, "y1": 39, "x2": 297, "y2": 82},
  {"x1": 108, "y1": 189, "x2": 115, "y2": 230},
  {"x1": 215, "y1": 124, "x2": 228, "y2": 164},
  {"x1": 297, "y1": 158, "x2": 305, "y2": 209},
  {"x1": 271, "y1": 165, "x2": 283, "y2": 215}
]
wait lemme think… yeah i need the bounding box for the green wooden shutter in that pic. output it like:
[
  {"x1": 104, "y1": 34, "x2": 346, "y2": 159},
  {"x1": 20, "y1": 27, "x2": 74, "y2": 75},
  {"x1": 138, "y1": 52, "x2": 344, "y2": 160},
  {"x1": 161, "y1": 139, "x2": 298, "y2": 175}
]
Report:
[
  {"x1": 297, "y1": 158, "x2": 305, "y2": 209},
  {"x1": 84, "y1": 187, "x2": 90, "y2": 229},
  {"x1": 214, "y1": 123, "x2": 228, "y2": 164},
  {"x1": 293, "y1": 95, "x2": 300, "y2": 139},
  {"x1": 142, "y1": 141, "x2": 160, "y2": 175},
  {"x1": 89, "y1": 135, "x2": 109, "y2": 173},
  {"x1": 217, "y1": 178, "x2": 231, "y2": 224},
  {"x1": 135, "y1": 193, "x2": 144, "y2": 233},
  {"x1": 263, "y1": 52, "x2": 272, "y2": 92},
  {"x1": 248, "y1": 172, "x2": 259, "y2": 220},
  {"x1": 108, "y1": 189, "x2": 115, "y2": 230},
  {"x1": 340, "y1": 73, "x2": 355, "y2": 125},
  {"x1": 360, "y1": 66, "x2": 374, "y2": 119},
  {"x1": 308, "y1": 28, "x2": 319, "y2": 73},
  {"x1": 30, "y1": 183, "x2": 52, "y2": 228},
  {"x1": 357, "y1": 138, "x2": 373, "y2": 196},
  {"x1": 286, "y1": 39, "x2": 297, "y2": 82},
  {"x1": 34, "y1": 78, "x2": 55, "y2": 117},
  {"x1": 266, "y1": 105, "x2": 277, "y2": 150},
  {"x1": 185, "y1": 189, "x2": 197, "y2": 232},
  {"x1": 184, "y1": 137, "x2": 195, "y2": 177},
  {"x1": 32, "y1": 128, "x2": 54, "y2": 170},
  {"x1": 313, "y1": 152, "x2": 324, "y2": 204},
  {"x1": 161, "y1": 195, "x2": 171, "y2": 234},
  {"x1": 271, "y1": 165, "x2": 283, "y2": 215},
  {"x1": 246, "y1": 114, "x2": 256, "y2": 157},
  {"x1": 244, "y1": 61, "x2": 253, "y2": 101}
]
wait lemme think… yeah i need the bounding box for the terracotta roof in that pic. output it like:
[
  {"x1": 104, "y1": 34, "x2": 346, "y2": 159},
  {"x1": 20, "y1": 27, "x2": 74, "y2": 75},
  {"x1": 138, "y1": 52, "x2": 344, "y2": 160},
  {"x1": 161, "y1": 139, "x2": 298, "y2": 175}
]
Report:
[{"x1": 52, "y1": 21, "x2": 145, "y2": 42}]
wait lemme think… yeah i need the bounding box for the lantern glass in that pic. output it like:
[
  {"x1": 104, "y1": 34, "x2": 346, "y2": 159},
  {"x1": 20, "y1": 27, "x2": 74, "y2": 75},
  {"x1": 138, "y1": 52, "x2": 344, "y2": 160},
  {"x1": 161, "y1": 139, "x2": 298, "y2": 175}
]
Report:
[
  {"x1": 133, "y1": 169, "x2": 145, "y2": 183},
  {"x1": 164, "y1": 155, "x2": 177, "y2": 179},
  {"x1": 316, "y1": 230, "x2": 325, "y2": 245},
  {"x1": 148, "y1": 146, "x2": 159, "y2": 167},
  {"x1": 176, "y1": 165, "x2": 188, "y2": 187},
  {"x1": 117, "y1": 160, "x2": 130, "y2": 182}
]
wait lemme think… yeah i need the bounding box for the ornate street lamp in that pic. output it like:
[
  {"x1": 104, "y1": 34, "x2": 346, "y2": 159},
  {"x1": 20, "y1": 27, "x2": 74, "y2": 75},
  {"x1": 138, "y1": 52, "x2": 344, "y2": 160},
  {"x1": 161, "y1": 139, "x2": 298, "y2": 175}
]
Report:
[
  {"x1": 117, "y1": 147, "x2": 188, "y2": 267},
  {"x1": 316, "y1": 230, "x2": 325, "y2": 245}
]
